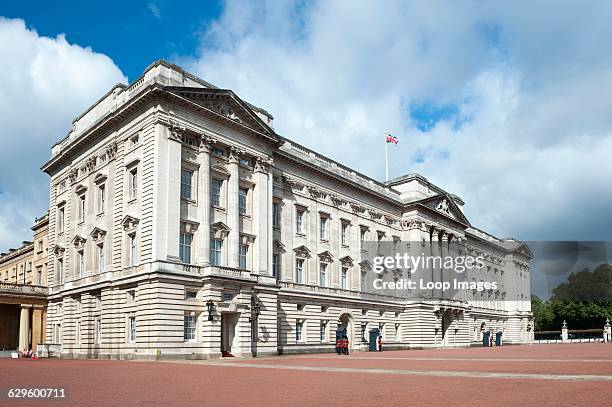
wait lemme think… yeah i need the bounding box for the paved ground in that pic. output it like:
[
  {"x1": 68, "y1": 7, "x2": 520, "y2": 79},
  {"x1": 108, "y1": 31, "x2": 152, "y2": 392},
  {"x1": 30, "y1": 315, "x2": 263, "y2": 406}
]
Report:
[{"x1": 1, "y1": 343, "x2": 611, "y2": 407}]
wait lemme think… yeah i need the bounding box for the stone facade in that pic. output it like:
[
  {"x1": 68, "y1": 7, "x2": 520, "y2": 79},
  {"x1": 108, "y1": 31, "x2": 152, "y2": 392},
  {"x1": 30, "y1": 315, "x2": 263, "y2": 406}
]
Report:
[
  {"x1": 41, "y1": 60, "x2": 532, "y2": 360},
  {"x1": 0, "y1": 213, "x2": 48, "y2": 351}
]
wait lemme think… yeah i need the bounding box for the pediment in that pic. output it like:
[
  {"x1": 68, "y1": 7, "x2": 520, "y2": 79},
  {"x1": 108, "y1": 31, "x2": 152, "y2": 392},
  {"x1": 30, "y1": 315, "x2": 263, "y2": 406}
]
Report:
[
  {"x1": 414, "y1": 194, "x2": 470, "y2": 225},
  {"x1": 359, "y1": 259, "x2": 372, "y2": 271},
  {"x1": 90, "y1": 227, "x2": 107, "y2": 241},
  {"x1": 166, "y1": 87, "x2": 280, "y2": 143},
  {"x1": 121, "y1": 215, "x2": 140, "y2": 231},
  {"x1": 52, "y1": 244, "x2": 65, "y2": 256},
  {"x1": 211, "y1": 221, "x2": 230, "y2": 239},
  {"x1": 340, "y1": 255, "x2": 354, "y2": 267},
  {"x1": 273, "y1": 239, "x2": 286, "y2": 253},
  {"x1": 293, "y1": 245, "x2": 311, "y2": 258},
  {"x1": 71, "y1": 235, "x2": 87, "y2": 248},
  {"x1": 317, "y1": 250, "x2": 334, "y2": 263}
]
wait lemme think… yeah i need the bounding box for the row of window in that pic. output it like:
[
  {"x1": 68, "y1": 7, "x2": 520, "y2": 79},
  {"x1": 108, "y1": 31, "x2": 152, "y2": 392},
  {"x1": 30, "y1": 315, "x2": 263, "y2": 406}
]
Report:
[
  {"x1": 56, "y1": 167, "x2": 138, "y2": 233},
  {"x1": 294, "y1": 321, "x2": 402, "y2": 342},
  {"x1": 54, "y1": 234, "x2": 137, "y2": 284},
  {"x1": 65, "y1": 314, "x2": 197, "y2": 345}
]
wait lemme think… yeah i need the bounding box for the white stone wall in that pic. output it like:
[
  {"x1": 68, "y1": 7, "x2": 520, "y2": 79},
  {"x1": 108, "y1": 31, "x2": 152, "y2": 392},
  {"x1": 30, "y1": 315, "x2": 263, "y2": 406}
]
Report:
[{"x1": 43, "y1": 61, "x2": 533, "y2": 359}]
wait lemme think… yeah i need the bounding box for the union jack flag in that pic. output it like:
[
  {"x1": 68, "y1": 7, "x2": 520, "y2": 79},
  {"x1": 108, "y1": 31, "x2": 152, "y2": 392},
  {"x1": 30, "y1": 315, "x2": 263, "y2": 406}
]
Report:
[{"x1": 385, "y1": 133, "x2": 398, "y2": 144}]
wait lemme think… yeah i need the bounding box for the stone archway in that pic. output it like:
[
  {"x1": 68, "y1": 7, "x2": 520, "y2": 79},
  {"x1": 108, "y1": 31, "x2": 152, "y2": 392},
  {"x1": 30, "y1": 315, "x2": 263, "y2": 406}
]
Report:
[{"x1": 338, "y1": 313, "x2": 354, "y2": 349}]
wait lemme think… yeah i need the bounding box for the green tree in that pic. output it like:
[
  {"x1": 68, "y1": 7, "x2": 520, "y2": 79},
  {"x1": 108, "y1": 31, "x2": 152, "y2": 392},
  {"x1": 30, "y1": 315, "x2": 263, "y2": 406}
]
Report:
[{"x1": 531, "y1": 295, "x2": 554, "y2": 330}]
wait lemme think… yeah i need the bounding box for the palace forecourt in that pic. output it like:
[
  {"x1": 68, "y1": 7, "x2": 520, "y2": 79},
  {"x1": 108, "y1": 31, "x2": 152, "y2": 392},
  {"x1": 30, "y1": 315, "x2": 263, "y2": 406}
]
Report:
[{"x1": 39, "y1": 60, "x2": 533, "y2": 360}]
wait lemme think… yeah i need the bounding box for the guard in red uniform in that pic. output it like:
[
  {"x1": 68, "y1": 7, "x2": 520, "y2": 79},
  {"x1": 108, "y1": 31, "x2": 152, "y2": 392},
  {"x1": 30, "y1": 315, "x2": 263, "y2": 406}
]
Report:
[
  {"x1": 378, "y1": 335, "x2": 383, "y2": 352},
  {"x1": 336, "y1": 337, "x2": 341, "y2": 354},
  {"x1": 343, "y1": 336, "x2": 350, "y2": 355}
]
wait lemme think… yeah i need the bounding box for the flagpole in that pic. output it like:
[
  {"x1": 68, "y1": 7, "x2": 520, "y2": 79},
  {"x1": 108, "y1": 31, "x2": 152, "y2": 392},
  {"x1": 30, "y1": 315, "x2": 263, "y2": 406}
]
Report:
[{"x1": 385, "y1": 139, "x2": 389, "y2": 182}]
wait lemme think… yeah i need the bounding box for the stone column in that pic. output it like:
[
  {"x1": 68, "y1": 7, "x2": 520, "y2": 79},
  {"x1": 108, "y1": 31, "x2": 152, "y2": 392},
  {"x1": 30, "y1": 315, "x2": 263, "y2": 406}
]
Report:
[
  {"x1": 440, "y1": 232, "x2": 448, "y2": 300},
  {"x1": 431, "y1": 228, "x2": 439, "y2": 299},
  {"x1": 157, "y1": 123, "x2": 183, "y2": 262},
  {"x1": 227, "y1": 147, "x2": 241, "y2": 268},
  {"x1": 31, "y1": 306, "x2": 44, "y2": 352},
  {"x1": 196, "y1": 136, "x2": 214, "y2": 266},
  {"x1": 561, "y1": 320, "x2": 568, "y2": 342},
  {"x1": 253, "y1": 157, "x2": 271, "y2": 274},
  {"x1": 19, "y1": 305, "x2": 30, "y2": 351}
]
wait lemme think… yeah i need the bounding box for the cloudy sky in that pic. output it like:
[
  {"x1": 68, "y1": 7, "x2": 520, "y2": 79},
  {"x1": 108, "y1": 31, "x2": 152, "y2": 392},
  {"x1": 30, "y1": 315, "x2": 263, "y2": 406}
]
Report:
[{"x1": 1, "y1": 0, "x2": 612, "y2": 253}]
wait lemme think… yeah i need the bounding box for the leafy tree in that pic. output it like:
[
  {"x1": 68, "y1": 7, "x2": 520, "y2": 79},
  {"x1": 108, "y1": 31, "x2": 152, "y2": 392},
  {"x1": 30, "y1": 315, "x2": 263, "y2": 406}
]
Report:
[{"x1": 531, "y1": 264, "x2": 612, "y2": 330}]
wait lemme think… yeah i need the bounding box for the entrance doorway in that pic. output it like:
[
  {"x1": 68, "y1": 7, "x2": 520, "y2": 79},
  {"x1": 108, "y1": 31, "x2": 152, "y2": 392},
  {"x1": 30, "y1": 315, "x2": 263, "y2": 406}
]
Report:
[
  {"x1": 337, "y1": 313, "x2": 354, "y2": 349},
  {"x1": 221, "y1": 312, "x2": 239, "y2": 356},
  {"x1": 0, "y1": 304, "x2": 20, "y2": 350}
]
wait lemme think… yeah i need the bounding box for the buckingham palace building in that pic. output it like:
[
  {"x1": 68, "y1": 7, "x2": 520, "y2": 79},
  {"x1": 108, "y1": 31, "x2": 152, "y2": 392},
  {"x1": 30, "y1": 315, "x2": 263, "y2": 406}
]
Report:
[{"x1": 41, "y1": 60, "x2": 533, "y2": 359}]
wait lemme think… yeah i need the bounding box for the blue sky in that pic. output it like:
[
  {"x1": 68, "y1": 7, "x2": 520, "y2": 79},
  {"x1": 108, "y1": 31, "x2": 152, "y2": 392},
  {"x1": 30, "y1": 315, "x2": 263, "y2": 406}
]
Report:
[
  {"x1": 1, "y1": 0, "x2": 612, "y2": 254},
  {"x1": 1, "y1": 0, "x2": 221, "y2": 81}
]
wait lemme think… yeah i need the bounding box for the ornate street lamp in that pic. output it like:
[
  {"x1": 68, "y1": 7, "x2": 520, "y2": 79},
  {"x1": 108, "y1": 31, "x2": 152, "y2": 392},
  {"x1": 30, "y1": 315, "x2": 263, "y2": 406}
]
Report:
[{"x1": 206, "y1": 299, "x2": 215, "y2": 321}]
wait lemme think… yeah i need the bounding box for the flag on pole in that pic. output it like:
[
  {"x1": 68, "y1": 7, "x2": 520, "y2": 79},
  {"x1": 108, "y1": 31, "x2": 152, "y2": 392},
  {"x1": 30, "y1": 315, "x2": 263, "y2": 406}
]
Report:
[{"x1": 385, "y1": 132, "x2": 398, "y2": 144}]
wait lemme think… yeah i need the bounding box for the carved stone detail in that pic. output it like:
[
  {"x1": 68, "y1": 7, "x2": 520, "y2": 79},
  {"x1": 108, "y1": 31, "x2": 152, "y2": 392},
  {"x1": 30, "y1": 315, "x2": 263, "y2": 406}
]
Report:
[
  {"x1": 254, "y1": 157, "x2": 272, "y2": 174},
  {"x1": 168, "y1": 121, "x2": 185, "y2": 141}
]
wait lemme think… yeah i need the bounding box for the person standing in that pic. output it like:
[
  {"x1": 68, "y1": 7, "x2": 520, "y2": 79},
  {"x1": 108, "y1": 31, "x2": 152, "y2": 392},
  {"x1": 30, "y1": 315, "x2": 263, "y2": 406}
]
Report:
[
  {"x1": 378, "y1": 335, "x2": 383, "y2": 352},
  {"x1": 343, "y1": 335, "x2": 349, "y2": 355},
  {"x1": 336, "y1": 337, "x2": 341, "y2": 355}
]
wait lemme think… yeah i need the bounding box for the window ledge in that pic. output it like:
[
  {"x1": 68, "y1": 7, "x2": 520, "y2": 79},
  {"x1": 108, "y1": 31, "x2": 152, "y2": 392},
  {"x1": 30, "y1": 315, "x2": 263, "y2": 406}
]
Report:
[
  {"x1": 127, "y1": 197, "x2": 137, "y2": 205},
  {"x1": 181, "y1": 198, "x2": 196, "y2": 204},
  {"x1": 212, "y1": 205, "x2": 226, "y2": 212},
  {"x1": 295, "y1": 233, "x2": 306, "y2": 238}
]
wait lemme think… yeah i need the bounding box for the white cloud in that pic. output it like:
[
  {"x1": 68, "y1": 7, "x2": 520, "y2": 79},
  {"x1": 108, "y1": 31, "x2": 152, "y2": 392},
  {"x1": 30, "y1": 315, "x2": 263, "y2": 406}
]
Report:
[
  {"x1": 184, "y1": 0, "x2": 612, "y2": 240},
  {"x1": 0, "y1": 17, "x2": 126, "y2": 251}
]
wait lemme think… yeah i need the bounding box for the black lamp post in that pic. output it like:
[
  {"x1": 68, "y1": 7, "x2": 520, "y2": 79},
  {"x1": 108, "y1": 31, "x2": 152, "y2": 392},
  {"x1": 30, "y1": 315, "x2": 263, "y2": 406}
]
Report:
[
  {"x1": 206, "y1": 299, "x2": 215, "y2": 321},
  {"x1": 251, "y1": 296, "x2": 262, "y2": 321}
]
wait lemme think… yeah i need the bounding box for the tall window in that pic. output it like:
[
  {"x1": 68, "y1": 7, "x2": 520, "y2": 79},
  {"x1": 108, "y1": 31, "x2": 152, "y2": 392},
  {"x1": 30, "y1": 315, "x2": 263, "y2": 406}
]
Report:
[
  {"x1": 319, "y1": 263, "x2": 327, "y2": 287},
  {"x1": 239, "y1": 244, "x2": 248, "y2": 269},
  {"x1": 56, "y1": 259, "x2": 63, "y2": 284},
  {"x1": 184, "y1": 315, "x2": 196, "y2": 341},
  {"x1": 36, "y1": 266, "x2": 42, "y2": 285},
  {"x1": 179, "y1": 233, "x2": 192, "y2": 264},
  {"x1": 78, "y1": 250, "x2": 84, "y2": 277},
  {"x1": 95, "y1": 318, "x2": 102, "y2": 344},
  {"x1": 295, "y1": 258, "x2": 304, "y2": 284},
  {"x1": 320, "y1": 321, "x2": 327, "y2": 341},
  {"x1": 296, "y1": 210, "x2": 304, "y2": 234},
  {"x1": 128, "y1": 316, "x2": 136, "y2": 342},
  {"x1": 97, "y1": 243, "x2": 104, "y2": 273},
  {"x1": 180, "y1": 169, "x2": 193, "y2": 199},
  {"x1": 211, "y1": 239, "x2": 222, "y2": 266},
  {"x1": 341, "y1": 267, "x2": 348, "y2": 289},
  {"x1": 319, "y1": 217, "x2": 327, "y2": 240},
  {"x1": 75, "y1": 320, "x2": 81, "y2": 344},
  {"x1": 130, "y1": 168, "x2": 138, "y2": 198},
  {"x1": 272, "y1": 254, "x2": 279, "y2": 277},
  {"x1": 361, "y1": 272, "x2": 366, "y2": 291},
  {"x1": 341, "y1": 223, "x2": 349, "y2": 245},
  {"x1": 97, "y1": 184, "x2": 105, "y2": 213},
  {"x1": 360, "y1": 229, "x2": 366, "y2": 250},
  {"x1": 129, "y1": 233, "x2": 137, "y2": 266},
  {"x1": 58, "y1": 207, "x2": 65, "y2": 232},
  {"x1": 272, "y1": 202, "x2": 279, "y2": 227},
  {"x1": 211, "y1": 179, "x2": 222, "y2": 206},
  {"x1": 239, "y1": 188, "x2": 248, "y2": 215},
  {"x1": 78, "y1": 194, "x2": 85, "y2": 223},
  {"x1": 296, "y1": 321, "x2": 303, "y2": 342}
]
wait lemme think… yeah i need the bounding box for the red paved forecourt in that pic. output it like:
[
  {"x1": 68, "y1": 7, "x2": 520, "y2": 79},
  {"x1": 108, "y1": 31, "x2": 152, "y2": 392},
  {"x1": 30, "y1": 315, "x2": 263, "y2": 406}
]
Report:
[{"x1": 1, "y1": 343, "x2": 611, "y2": 407}]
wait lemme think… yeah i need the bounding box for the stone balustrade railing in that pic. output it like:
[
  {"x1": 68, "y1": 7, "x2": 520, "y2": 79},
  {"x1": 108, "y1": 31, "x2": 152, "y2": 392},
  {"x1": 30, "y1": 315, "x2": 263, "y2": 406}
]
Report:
[
  {"x1": 0, "y1": 282, "x2": 48, "y2": 297},
  {"x1": 278, "y1": 281, "x2": 404, "y2": 303}
]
